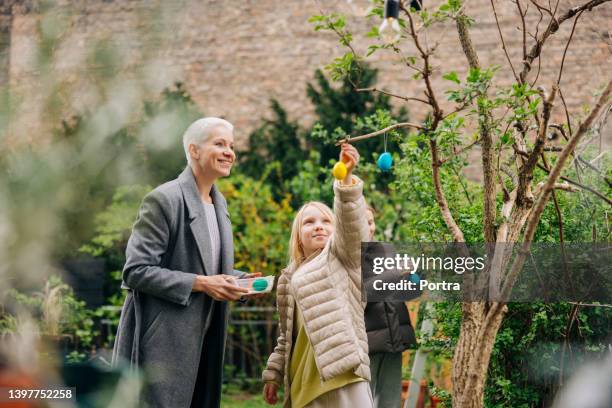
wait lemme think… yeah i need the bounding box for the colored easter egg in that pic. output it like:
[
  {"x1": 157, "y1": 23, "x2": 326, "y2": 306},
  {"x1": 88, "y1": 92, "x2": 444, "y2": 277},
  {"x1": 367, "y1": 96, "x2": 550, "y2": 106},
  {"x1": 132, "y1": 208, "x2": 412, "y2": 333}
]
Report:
[
  {"x1": 332, "y1": 161, "x2": 348, "y2": 180},
  {"x1": 253, "y1": 278, "x2": 269, "y2": 292},
  {"x1": 377, "y1": 152, "x2": 393, "y2": 171}
]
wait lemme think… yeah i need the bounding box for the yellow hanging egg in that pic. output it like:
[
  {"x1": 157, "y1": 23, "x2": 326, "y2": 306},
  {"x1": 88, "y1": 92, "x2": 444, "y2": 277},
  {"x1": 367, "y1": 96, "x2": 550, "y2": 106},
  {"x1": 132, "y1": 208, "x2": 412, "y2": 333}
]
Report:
[{"x1": 332, "y1": 161, "x2": 347, "y2": 180}]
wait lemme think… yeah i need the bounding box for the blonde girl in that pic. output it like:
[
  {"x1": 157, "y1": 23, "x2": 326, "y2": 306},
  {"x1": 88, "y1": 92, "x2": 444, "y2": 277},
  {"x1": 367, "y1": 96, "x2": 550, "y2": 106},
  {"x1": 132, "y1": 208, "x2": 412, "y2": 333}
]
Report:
[{"x1": 262, "y1": 144, "x2": 373, "y2": 408}]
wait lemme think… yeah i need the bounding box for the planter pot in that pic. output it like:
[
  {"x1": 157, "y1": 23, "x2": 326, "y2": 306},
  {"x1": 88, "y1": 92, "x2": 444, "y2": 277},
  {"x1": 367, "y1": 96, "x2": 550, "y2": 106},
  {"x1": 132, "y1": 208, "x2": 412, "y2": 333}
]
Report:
[{"x1": 401, "y1": 378, "x2": 410, "y2": 400}]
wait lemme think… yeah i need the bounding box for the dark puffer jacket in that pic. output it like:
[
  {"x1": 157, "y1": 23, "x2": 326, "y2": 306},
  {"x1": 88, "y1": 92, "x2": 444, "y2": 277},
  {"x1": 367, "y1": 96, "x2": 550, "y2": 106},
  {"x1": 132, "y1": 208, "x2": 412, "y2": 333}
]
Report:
[
  {"x1": 365, "y1": 300, "x2": 416, "y2": 353},
  {"x1": 363, "y1": 242, "x2": 420, "y2": 353}
]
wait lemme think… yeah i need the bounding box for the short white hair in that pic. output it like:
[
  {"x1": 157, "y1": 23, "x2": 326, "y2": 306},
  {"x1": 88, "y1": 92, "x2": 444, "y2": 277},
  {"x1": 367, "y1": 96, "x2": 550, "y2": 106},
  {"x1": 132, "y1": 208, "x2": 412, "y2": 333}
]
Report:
[{"x1": 182, "y1": 117, "x2": 234, "y2": 165}]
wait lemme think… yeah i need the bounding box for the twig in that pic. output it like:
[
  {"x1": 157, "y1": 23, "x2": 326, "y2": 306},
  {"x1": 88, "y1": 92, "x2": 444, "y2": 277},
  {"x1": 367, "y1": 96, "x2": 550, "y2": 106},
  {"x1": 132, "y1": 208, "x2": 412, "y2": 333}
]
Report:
[
  {"x1": 532, "y1": 1, "x2": 545, "y2": 40},
  {"x1": 558, "y1": 87, "x2": 574, "y2": 136},
  {"x1": 529, "y1": 0, "x2": 554, "y2": 15},
  {"x1": 557, "y1": 9, "x2": 584, "y2": 85},
  {"x1": 542, "y1": 153, "x2": 567, "y2": 243},
  {"x1": 518, "y1": 86, "x2": 558, "y2": 205},
  {"x1": 557, "y1": 175, "x2": 612, "y2": 205},
  {"x1": 516, "y1": 0, "x2": 528, "y2": 62},
  {"x1": 568, "y1": 302, "x2": 612, "y2": 308},
  {"x1": 355, "y1": 87, "x2": 429, "y2": 104},
  {"x1": 520, "y1": 0, "x2": 611, "y2": 83},
  {"x1": 400, "y1": 2, "x2": 443, "y2": 122},
  {"x1": 535, "y1": 164, "x2": 612, "y2": 205},
  {"x1": 438, "y1": 137, "x2": 480, "y2": 165},
  {"x1": 334, "y1": 122, "x2": 424, "y2": 145},
  {"x1": 575, "y1": 156, "x2": 612, "y2": 187},
  {"x1": 535, "y1": 181, "x2": 579, "y2": 194},
  {"x1": 530, "y1": 49, "x2": 543, "y2": 88},
  {"x1": 390, "y1": 43, "x2": 424, "y2": 73},
  {"x1": 490, "y1": 0, "x2": 520, "y2": 82}
]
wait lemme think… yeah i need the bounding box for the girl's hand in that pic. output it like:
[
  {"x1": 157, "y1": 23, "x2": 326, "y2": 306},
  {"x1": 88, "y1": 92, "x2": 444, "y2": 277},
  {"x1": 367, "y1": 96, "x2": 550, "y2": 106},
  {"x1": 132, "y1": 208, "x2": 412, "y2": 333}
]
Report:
[
  {"x1": 340, "y1": 143, "x2": 360, "y2": 184},
  {"x1": 263, "y1": 382, "x2": 279, "y2": 405}
]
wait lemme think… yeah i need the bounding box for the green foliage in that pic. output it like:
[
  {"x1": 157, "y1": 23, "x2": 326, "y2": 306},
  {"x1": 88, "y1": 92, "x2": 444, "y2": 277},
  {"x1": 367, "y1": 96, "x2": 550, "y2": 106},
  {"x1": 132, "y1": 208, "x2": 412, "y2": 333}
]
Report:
[
  {"x1": 445, "y1": 67, "x2": 499, "y2": 107},
  {"x1": 138, "y1": 83, "x2": 202, "y2": 184},
  {"x1": 308, "y1": 13, "x2": 352, "y2": 48},
  {"x1": 306, "y1": 67, "x2": 408, "y2": 167},
  {"x1": 484, "y1": 303, "x2": 609, "y2": 407},
  {"x1": 1, "y1": 276, "x2": 96, "y2": 349},
  {"x1": 237, "y1": 64, "x2": 408, "y2": 209},
  {"x1": 221, "y1": 382, "x2": 282, "y2": 408},
  {"x1": 218, "y1": 172, "x2": 295, "y2": 276},
  {"x1": 80, "y1": 185, "x2": 151, "y2": 265},
  {"x1": 239, "y1": 100, "x2": 306, "y2": 201},
  {"x1": 49, "y1": 83, "x2": 200, "y2": 258},
  {"x1": 287, "y1": 151, "x2": 334, "y2": 207}
]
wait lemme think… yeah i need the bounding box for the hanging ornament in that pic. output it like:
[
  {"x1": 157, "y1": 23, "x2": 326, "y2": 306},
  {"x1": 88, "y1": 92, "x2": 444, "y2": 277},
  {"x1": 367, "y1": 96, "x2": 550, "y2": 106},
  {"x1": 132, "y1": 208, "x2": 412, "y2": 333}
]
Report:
[
  {"x1": 377, "y1": 133, "x2": 393, "y2": 171},
  {"x1": 378, "y1": 152, "x2": 393, "y2": 171},
  {"x1": 332, "y1": 161, "x2": 348, "y2": 180}
]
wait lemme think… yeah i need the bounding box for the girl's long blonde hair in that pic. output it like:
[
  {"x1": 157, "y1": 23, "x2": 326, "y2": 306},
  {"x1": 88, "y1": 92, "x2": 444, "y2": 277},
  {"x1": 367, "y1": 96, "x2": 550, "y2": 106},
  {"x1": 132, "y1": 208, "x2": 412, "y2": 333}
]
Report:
[{"x1": 288, "y1": 201, "x2": 334, "y2": 269}]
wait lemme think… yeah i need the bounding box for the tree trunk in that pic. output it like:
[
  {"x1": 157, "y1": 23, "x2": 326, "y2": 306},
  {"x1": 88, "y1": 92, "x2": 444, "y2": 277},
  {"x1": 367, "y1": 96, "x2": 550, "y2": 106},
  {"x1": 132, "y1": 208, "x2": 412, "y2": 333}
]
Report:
[{"x1": 452, "y1": 303, "x2": 507, "y2": 408}]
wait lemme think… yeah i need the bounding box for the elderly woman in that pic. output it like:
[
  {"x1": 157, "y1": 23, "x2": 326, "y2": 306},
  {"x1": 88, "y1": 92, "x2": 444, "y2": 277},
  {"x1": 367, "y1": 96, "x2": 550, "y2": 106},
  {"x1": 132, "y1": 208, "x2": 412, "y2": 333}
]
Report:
[{"x1": 112, "y1": 117, "x2": 257, "y2": 408}]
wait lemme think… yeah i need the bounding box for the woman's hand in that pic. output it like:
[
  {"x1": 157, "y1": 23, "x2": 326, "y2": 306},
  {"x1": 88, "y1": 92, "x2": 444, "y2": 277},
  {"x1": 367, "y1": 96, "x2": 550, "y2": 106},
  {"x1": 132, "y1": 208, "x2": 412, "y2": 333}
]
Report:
[
  {"x1": 263, "y1": 382, "x2": 279, "y2": 405},
  {"x1": 192, "y1": 275, "x2": 249, "y2": 301},
  {"x1": 339, "y1": 143, "x2": 360, "y2": 185}
]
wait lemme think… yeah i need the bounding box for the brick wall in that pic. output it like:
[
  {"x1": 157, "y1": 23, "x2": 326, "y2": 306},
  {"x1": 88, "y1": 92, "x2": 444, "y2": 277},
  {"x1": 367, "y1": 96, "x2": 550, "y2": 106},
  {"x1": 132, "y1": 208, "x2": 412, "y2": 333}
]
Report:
[{"x1": 2, "y1": 0, "x2": 611, "y2": 145}]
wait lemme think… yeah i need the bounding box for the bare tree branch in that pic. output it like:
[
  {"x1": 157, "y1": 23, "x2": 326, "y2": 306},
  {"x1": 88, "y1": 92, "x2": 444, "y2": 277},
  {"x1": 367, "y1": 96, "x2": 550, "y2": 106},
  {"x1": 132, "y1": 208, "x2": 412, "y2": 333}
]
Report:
[
  {"x1": 541, "y1": 154, "x2": 567, "y2": 243},
  {"x1": 490, "y1": 0, "x2": 520, "y2": 82},
  {"x1": 355, "y1": 87, "x2": 429, "y2": 104},
  {"x1": 518, "y1": 86, "x2": 557, "y2": 205},
  {"x1": 535, "y1": 181, "x2": 579, "y2": 194},
  {"x1": 501, "y1": 80, "x2": 612, "y2": 300},
  {"x1": 399, "y1": 2, "x2": 443, "y2": 123},
  {"x1": 519, "y1": 0, "x2": 612, "y2": 83},
  {"x1": 516, "y1": 0, "x2": 528, "y2": 61},
  {"x1": 334, "y1": 122, "x2": 424, "y2": 146},
  {"x1": 557, "y1": 9, "x2": 584, "y2": 85},
  {"x1": 535, "y1": 162, "x2": 612, "y2": 205},
  {"x1": 430, "y1": 138, "x2": 466, "y2": 242},
  {"x1": 439, "y1": 137, "x2": 480, "y2": 165},
  {"x1": 568, "y1": 302, "x2": 612, "y2": 308}
]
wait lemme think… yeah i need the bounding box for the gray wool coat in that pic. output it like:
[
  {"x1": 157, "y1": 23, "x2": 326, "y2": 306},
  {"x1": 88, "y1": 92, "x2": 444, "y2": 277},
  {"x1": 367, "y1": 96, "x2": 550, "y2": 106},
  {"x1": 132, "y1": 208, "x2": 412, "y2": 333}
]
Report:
[{"x1": 112, "y1": 166, "x2": 245, "y2": 408}]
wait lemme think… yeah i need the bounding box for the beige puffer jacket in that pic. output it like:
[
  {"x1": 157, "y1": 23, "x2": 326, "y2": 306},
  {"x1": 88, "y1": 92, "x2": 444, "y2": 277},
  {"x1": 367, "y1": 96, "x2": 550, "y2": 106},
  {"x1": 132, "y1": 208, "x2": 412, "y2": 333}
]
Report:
[{"x1": 262, "y1": 177, "x2": 370, "y2": 407}]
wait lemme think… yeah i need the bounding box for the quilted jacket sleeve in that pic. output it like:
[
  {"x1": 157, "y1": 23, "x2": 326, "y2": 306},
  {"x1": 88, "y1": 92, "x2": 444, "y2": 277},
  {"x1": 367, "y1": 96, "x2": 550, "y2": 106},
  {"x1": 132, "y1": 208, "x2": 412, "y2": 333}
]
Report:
[
  {"x1": 262, "y1": 274, "x2": 289, "y2": 386},
  {"x1": 330, "y1": 176, "x2": 369, "y2": 270}
]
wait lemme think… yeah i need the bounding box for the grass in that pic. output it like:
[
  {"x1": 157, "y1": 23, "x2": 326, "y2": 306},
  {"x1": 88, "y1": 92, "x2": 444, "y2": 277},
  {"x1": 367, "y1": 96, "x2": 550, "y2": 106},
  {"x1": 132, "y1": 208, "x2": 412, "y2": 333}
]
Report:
[{"x1": 220, "y1": 382, "x2": 284, "y2": 408}]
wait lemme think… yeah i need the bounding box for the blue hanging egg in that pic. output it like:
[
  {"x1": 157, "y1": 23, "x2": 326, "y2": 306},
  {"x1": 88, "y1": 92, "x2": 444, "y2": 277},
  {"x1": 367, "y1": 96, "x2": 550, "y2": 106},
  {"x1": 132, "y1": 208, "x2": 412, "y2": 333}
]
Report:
[{"x1": 377, "y1": 152, "x2": 393, "y2": 171}]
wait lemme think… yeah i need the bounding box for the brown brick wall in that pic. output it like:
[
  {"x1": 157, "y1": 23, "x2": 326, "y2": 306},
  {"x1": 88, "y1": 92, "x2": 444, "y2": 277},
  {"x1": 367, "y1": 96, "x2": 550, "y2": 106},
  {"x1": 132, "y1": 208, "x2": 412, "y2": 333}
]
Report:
[{"x1": 2, "y1": 0, "x2": 611, "y2": 144}]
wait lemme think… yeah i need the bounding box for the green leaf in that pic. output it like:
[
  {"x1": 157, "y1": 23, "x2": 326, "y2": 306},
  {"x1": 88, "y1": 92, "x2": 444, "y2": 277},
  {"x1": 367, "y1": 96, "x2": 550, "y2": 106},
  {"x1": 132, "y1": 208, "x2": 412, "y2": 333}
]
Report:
[
  {"x1": 367, "y1": 45, "x2": 380, "y2": 57},
  {"x1": 500, "y1": 132, "x2": 513, "y2": 145},
  {"x1": 443, "y1": 71, "x2": 460, "y2": 84}
]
